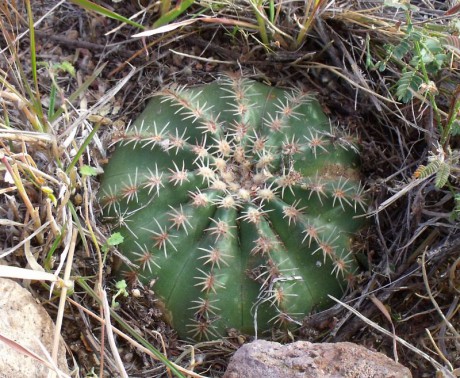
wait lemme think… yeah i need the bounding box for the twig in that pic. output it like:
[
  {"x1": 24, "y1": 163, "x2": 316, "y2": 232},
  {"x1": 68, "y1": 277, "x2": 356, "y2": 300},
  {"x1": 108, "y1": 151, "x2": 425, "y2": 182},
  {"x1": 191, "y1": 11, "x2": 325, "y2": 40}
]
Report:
[
  {"x1": 0, "y1": 0, "x2": 65, "y2": 54},
  {"x1": 0, "y1": 221, "x2": 50, "y2": 258},
  {"x1": 169, "y1": 49, "x2": 235, "y2": 65},
  {"x1": 2, "y1": 153, "x2": 61, "y2": 185},
  {"x1": 329, "y1": 295, "x2": 455, "y2": 377},
  {"x1": 425, "y1": 329, "x2": 454, "y2": 371},
  {"x1": 51, "y1": 228, "x2": 77, "y2": 375},
  {"x1": 66, "y1": 297, "x2": 207, "y2": 378},
  {"x1": 100, "y1": 287, "x2": 128, "y2": 378},
  {"x1": 1, "y1": 155, "x2": 44, "y2": 243},
  {"x1": 0, "y1": 333, "x2": 70, "y2": 378},
  {"x1": 421, "y1": 250, "x2": 460, "y2": 339},
  {"x1": 57, "y1": 66, "x2": 136, "y2": 143}
]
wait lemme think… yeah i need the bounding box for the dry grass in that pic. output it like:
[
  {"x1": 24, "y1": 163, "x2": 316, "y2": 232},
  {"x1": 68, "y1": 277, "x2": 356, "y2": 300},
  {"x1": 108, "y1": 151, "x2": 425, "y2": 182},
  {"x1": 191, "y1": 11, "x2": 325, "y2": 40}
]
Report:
[{"x1": 0, "y1": 0, "x2": 459, "y2": 377}]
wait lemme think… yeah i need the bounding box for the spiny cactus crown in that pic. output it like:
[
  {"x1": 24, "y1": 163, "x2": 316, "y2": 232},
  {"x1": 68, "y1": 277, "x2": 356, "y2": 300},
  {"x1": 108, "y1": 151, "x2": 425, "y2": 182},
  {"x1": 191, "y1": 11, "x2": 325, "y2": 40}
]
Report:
[{"x1": 99, "y1": 73, "x2": 366, "y2": 340}]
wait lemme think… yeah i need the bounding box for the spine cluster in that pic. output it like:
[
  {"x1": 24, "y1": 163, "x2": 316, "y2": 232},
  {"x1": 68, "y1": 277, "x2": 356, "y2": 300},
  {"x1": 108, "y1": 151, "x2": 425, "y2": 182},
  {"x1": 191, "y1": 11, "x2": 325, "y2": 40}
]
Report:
[{"x1": 99, "y1": 73, "x2": 366, "y2": 340}]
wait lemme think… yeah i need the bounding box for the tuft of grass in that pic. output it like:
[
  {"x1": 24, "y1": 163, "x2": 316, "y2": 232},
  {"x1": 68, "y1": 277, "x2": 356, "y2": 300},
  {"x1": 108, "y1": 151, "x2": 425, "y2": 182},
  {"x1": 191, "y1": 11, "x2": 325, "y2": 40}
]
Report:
[{"x1": 68, "y1": 0, "x2": 145, "y2": 29}]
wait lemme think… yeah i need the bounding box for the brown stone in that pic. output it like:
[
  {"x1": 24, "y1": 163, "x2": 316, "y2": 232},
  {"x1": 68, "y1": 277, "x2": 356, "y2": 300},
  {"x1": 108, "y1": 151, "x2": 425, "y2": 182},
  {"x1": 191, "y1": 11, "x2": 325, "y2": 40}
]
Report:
[
  {"x1": 224, "y1": 339, "x2": 412, "y2": 378},
  {"x1": 0, "y1": 278, "x2": 69, "y2": 377}
]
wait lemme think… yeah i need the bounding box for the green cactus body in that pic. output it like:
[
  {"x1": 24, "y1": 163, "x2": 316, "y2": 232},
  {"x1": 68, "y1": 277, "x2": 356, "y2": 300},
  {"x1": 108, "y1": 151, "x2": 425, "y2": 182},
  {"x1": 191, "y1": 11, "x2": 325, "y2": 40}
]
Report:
[{"x1": 99, "y1": 73, "x2": 366, "y2": 340}]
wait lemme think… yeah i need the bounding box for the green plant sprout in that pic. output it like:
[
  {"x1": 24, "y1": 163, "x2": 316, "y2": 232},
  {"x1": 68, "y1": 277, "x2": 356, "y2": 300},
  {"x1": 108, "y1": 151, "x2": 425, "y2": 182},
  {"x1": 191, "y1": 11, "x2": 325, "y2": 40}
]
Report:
[
  {"x1": 111, "y1": 280, "x2": 129, "y2": 309},
  {"x1": 101, "y1": 232, "x2": 124, "y2": 264},
  {"x1": 99, "y1": 73, "x2": 366, "y2": 340},
  {"x1": 37, "y1": 60, "x2": 75, "y2": 120},
  {"x1": 375, "y1": 3, "x2": 460, "y2": 198}
]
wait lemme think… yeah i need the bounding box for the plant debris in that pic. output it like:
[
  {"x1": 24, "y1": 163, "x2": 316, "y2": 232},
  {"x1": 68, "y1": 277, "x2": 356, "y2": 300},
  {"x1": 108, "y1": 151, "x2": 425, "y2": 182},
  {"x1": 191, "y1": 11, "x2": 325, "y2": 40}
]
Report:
[{"x1": 0, "y1": 0, "x2": 458, "y2": 377}]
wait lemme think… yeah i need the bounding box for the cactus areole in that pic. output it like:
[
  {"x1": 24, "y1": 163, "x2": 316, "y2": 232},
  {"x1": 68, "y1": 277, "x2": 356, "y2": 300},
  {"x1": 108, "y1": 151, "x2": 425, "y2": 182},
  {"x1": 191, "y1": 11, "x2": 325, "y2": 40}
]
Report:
[{"x1": 99, "y1": 73, "x2": 366, "y2": 340}]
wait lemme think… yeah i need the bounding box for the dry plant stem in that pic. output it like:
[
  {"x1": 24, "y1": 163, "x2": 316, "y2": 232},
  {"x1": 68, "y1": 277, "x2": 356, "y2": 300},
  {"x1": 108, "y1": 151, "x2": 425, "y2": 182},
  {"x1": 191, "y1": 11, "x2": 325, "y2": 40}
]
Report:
[
  {"x1": 82, "y1": 173, "x2": 108, "y2": 376},
  {"x1": 169, "y1": 49, "x2": 235, "y2": 65},
  {"x1": 330, "y1": 273, "x2": 382, "y2": 338},
  {"x1": 1, "y1": 155, "x2": 44, "y2": 243},
  {"x1": 46, "y1": 199, "x2": 61, "y2": 236},
  {"x1": 369, "y1": 178, "x2": 428, "y2": 215},
  {"x1": 187, "y1": 346, "x2": 196, "y2": 371},
  {"x1": 421, "y1": 250, "x2": 460, "y2": 340},
  {"x1": 0, "y1": 186, "x2": 17, "y2": 195},
  {"x1": 24, "y1": 237, "x2": 44, "y2": 272},
  {"x1": 330, "y1": 295, "x2": 455, "y2": 377},
  {"x1": 0, "y1": 264, "x2": 66, "y2": 283},
  {"x1": 303, "y1": 62, "x2": 396, "y2": 104},
  {"x1": 0, "y1": 221, "x2": 50, "y2": 258},
  {"x1": 51, "y1": 228, "x2": 77, "y2": 377},
  {"x1": 30, "y1": 28, "x2": 125, "y2": 54},
  {"x1": 369, "y1": 294, "x2": 398, "y2": 363},
  {"x1": 296, "y1": 0, "x2": 324, "y2": 47},
  {"x1": 36, "y1": 341, "x2": 69, "y2": 378},
  {"x1": 2, "y1": 154, "x2": 60, "y2": 185},
  {"x1": 425, "y1": 329, "x2": 454, "y2": 371},
  {"x1": 52, "y1": 214, "x2": 74, "y2": 278},
  {"x1": 449, "y1": 256, "x2": 460, "y2": 294},
  {"x1": 108, "y1": 36, "x2": 174, "y2": 77},
  {"x1": 100, "y1": 287, "x2": 128, "y2": 378},
  {"x1": 66, "y1": 297, "x2": 207, "y2": 378},
  {"x1": 0, "y1": 219, "x2": 24, "y2": 227},
  {"x1": 0, "y1": 1, "x2": 65, "y2": 54},
  {"x1": 0, "y1": 90, "x2": 41, "y2": 130},
  {"x1": 58, "y1": 67, "x2": 135, "y2": 145},
  {"x1": 0, "y1": 129, "x2": 56, "y2": 146},
  {"x1": 140, "y1": 329, "x2": 173, "y2": 378},
  {"x1": 0, "y1": 333, "x2": 70, "y2": 378},
  {"x1": 174, "y1": 340, "x2": 233, "y2": 365},
  {"x1": 408, "y1": 90, "x2": 448, "y2": 119}
]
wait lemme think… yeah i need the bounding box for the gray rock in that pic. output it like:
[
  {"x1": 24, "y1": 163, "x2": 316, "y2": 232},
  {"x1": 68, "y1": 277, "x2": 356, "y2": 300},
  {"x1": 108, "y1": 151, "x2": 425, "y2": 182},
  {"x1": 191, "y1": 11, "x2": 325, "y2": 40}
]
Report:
[
  {"x1": 224, "y1": 339, "x2": 412, "y2": 378},
  {"x1": 0, "y1": 278, "x2": 69, "y2": 377}
]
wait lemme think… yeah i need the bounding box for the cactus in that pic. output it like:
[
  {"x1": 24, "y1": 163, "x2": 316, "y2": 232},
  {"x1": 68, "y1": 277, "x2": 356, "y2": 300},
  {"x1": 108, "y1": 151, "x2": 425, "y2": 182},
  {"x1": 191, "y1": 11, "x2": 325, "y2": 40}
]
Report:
[{"x1": 99, "y1": 73, "x2": 366, "y2": 340}]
